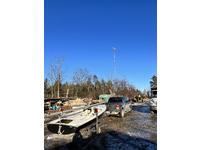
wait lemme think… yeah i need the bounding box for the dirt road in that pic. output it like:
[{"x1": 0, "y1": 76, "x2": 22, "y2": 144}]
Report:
[{"x1": 44, "y1": 102, "x2": 157, "y2": 150}]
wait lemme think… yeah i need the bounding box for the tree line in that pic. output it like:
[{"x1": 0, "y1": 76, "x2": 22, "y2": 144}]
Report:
[{"x1": 44, "y1": 67, "x2": 146, "y2": 100}]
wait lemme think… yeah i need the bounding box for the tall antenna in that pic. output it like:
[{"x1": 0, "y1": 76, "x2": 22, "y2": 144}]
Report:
[{"x1": 112, "y1": 47, "x2": 117, "y2": 80}]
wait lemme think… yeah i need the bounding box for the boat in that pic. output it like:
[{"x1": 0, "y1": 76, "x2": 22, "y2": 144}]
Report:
[{"x1": 47, "y1": 104, "x2": 106, "y2": 134}]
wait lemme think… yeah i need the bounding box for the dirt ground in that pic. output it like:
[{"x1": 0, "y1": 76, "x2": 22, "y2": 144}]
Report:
[{"x1": 44, "y1": 102, "x2": 157, "y2": 150}]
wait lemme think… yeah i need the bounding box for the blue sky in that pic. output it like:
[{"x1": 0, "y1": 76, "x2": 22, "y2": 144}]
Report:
[{"x1": 45, "y1": 0, "x2": 157, "y2": 91}]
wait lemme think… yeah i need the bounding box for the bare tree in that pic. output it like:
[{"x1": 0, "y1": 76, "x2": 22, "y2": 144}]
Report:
[
  {"x1": 73, "y1": 68, "x2": 90, "y2": 85},
  {"x1": 44, "y1": 78, "x2": 51, "y2": 98},
  {"x1": 49, "y1": 64, "x2": 56, "y2": 98},
  {"x1": 47, "y1": 58, "x2": 64, "y2": 98},
  {"x1": 55, "y1": 59, "x2": 64, "y2": 98}
]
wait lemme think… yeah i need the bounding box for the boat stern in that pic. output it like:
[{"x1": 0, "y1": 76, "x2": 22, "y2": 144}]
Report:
[{"x1": 47, "y1": 123, "x2": 77, "y2": 134}]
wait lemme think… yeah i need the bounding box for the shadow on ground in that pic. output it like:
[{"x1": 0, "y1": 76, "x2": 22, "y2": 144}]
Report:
[{"x1": 47, "y1": 130, "x2": 157, "y2": 150}]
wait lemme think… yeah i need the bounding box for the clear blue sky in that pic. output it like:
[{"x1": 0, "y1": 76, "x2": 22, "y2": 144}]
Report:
[{"x1": 45, "y1": 0, "x2": 157, "y2": 91}]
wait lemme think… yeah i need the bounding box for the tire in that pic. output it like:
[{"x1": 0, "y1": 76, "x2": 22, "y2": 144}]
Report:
[{"x1": 120, "y1": 109, "x2": 125, "y2": 118}]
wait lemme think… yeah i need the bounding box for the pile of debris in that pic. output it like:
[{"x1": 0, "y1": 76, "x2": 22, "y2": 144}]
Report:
[
  {"x1": 61, "y1": 98, "x2": 104, "y2": 108},
  {"x1": 45, "y1": 97, "x2": 105, "y2": 115},
  {"x1": 69, "y1": 98, "x2": 88, "y2": 106}
]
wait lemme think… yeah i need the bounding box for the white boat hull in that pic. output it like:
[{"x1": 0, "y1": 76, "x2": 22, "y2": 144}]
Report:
[{"x1": 47, "y1": 104, "x2": 106, "y2": 134}]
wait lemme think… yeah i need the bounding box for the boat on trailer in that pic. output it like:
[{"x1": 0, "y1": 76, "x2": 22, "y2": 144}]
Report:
[{"x1": 47, "y1": 104, "x2": 106, "y2": 134}]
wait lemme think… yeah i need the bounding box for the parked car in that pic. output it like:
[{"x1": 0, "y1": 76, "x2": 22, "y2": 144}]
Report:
[
  {"x1": 106, "y1": 96, "x2": 132, "y2": 118},
  {"x1": 149, "y1": 97, "x2": 157, "y2": 113}
]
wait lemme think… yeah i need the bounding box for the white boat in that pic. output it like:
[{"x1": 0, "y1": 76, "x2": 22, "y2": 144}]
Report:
[{"x1": 47, "y1": 104, "x2": 106, "y2": 134}]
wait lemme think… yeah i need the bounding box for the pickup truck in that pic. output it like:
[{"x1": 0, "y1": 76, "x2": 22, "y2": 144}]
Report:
[{"x1": 106, "y1": 96, "x2": 132, "y2": 118}]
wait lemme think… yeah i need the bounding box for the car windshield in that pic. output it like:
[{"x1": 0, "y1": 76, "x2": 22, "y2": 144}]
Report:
[{"x1": 108, "y1": 97, "x2": 123, "y2": 103}]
